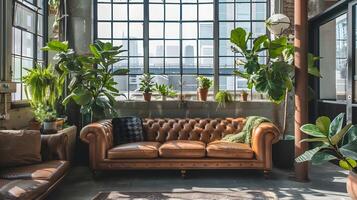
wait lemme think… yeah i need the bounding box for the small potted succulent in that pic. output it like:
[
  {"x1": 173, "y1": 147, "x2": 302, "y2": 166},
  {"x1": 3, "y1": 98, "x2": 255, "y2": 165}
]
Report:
[
  {"x1": 296, "y1": 113, "x2": 357, "y2": 199},
  {"x1": 215, "y1": 91, "x2": 233, "y2": 108},
  {"x1": 155, "y1": 83, "x2": 177, "y2": 101},
  {"x1": 139, "y1": 73, "x2": 155, "y2": 102},
  {"x1": 197, "y1": 76, "x2": 213, "y2": 101},
  {"x1": 241, "y1": 90, "x2": 249, "y2": 101}
]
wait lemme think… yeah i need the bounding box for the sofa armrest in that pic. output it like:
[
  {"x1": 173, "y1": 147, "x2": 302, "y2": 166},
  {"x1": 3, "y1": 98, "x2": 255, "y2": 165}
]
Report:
[
  {"x1": 41, "y1": 126, "x2": 77, "y2": 162},
  {"x1": 251, "y1": 122, "x2": 280, "y2": 169},
  {"x1": 80, "y1": 120, "x2": 113, "y2": 169}
]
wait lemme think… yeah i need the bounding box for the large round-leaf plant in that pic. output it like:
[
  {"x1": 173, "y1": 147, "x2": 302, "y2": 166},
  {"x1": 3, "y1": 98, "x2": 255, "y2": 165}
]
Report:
[
  {"x1": 43, "y1": 40, "x2": 128, "y2": 119},
  {"x1": 296, "y1": 113, "x2": 357, "y2": 171}
]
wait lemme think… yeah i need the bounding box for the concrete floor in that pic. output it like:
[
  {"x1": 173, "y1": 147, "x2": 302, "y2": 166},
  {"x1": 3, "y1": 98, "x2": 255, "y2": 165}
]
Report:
[{"x1": 48, "y1": 163, "x2": 350, "y2": 200}]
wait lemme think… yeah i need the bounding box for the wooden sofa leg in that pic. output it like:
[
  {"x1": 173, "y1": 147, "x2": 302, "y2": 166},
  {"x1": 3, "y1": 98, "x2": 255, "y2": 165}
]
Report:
[
  {"x1": 180, "y1": 170, "x2": 187, "y2": 178},
  {"x1": 264, "y1": 170, "x2": 272, "y2": 179}
]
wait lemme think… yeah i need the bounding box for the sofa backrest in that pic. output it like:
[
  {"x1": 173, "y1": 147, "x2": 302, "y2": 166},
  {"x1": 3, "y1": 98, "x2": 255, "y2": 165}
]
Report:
[{"x1": 143, "y1": 118, "x2": 245, "y2": 144}]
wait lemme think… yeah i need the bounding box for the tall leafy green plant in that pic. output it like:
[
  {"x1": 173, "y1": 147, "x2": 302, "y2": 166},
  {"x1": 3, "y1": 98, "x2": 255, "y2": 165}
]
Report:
[
  {"x1": 296, "y1": 113, "x2": 357, "y2": 172},
  {"x1": 139, "y1": 73, "x2": 155, "y2": 93},
  {"x1": 42, "y1": 40, "x2": 128, "y2": 120}
]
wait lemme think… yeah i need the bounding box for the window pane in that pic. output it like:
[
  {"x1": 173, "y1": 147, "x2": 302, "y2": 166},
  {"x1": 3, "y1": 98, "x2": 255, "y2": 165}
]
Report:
[
  {"x1": 97, "y1": 4, "x2": 112, "y2": 20},
  {"x1": 129, "y1": 4, "x2": 143, "y2": 20},
  {"x1": 149, "y1": 40, "x2": 164, "y2": 57},
  {"x1": 166, "y1": 4, "x2": 180, "y2": 20},
  {"x1": 199, "y1": 57, "x2": 213, "y2": 74},
  {"x1": 149, "y1": 4, "x2": 164, "y2": 20},
  {"x1": 97, "y1": 22, "x2": 111, "y2": 38},
  {"x1": 182, "y1": 4, "x2": 197, "y2": 21},
  {"x1": 219, "y1": 57, "x2": 235, "y2": 74},
  {"x1": 149, "y1": 58, "x2": 164, "y2": 74},
  {"x1": 113, "y1": 40, "x2": 128, "y2": 56},
  {"x1": 199, "y1": 23, "x2": 213, "y2": 38},
  {"x1": 236, "y1": 3, "x2": 250, "y2": 20},
  {"x1": 129, "y1": 40, "x2": 143, "y2": 56},
  {"x1": 183, "y1": 40, "x2": 197, "y2": 57},
  {"x1": 113, "y1": 4, "x2": 127, "y2": 20},
  {"x1": 129, "y1": 23, "x2": 143, "y2": 38},
  {"x1": 252, "y1": 3, "x2": 266, "y2": 20},
  {"x1": 199, "y1": 40, "x2": 213, "y2": 57},
  {"x1": 13, "y1": 28, "x2": 21, "y2": 55},
  {"x1": 165, "y1": 40, "x2": 180, "y2": 57},
  {"x1": 183, "y1": 58, "x2": 197, "y2": 74},
  {"x1": 219, "y1": 3, "x2": 234, "y2": 20},
  {"x1": 22, "y1": 32, "x2": 34, "y2": 57},
  {"x1": 219, "y1": 22, "x2": 234, "y2": 39},
  {"x1": 165, "y1": 23, "x2": 180, "y2": 39},
  {"x1": 149, "y1": 23, "x2": 163, "y2": 38},
  {"x1": 113, "y1": 22, "x2": 128, "y2": 38},
  {"x1": 165, "y1": 58, "x2": 180, "y2": 74},
  {"x1": 182, "y1": 23, "x2": 197, "y2": 39},
  {"x1": 12, "y1": 57, "x2": 21, "y2": 82},
  {"x1": 219, "y1": 39, "x2": 234, "y2": 56},
  {"x1": 129, "y1": 57, "x2": 144, "y2": 74},
  {"x1": 199, "y1": 4, "x2": 213, "y2": 21}
]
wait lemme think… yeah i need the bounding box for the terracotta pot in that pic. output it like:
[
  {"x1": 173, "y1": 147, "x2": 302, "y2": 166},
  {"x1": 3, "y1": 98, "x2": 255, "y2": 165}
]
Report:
[
  {"x1": 347, "y1": 171, "x2": 357, "y2": 200},
  {"x1": 241, "y1": 93, "x2": 248, "y2": 101},
  {"x1": 199, "y1": 88, "x2": 208, "y2": 101},
  {"x1": 143, "y1": 92, "x2": 152, "y2": 102},
  {"x1": 28, "y1": 120, "x2": 41, "y2": 130}
]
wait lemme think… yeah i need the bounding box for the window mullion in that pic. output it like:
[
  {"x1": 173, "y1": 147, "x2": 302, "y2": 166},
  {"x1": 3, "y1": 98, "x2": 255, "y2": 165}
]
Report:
[
  {"x1": 144, "y1": 0, "x2": 149, "y2": 74},
  {"x1": 213, "y1": 0, "x2": 219, "y2": 96}
]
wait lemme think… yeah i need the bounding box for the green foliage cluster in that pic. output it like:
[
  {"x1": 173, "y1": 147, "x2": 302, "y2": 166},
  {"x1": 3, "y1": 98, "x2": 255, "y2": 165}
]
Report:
[
  {"x1": 22, "y1": 64, "x2": 64, "y2": 122},
  {"x1": 215, "y1": 91, "x2": 233, "y2": 108},
  {"x1": 197, "y1": 76, "x2": 213, "y2": 90},
  {"x1": 296, "y1": 113, "x2": 357, "y2": 172},
  {"x1": 42, "y1": 40, "x2": 128, "y2": 119},
  {"x1": 139, "y1": 73, "x2": 155, "y2": 93},
  {"x1": 230, "y1": 27, "x2": 320, "y2": 104},
  {"x1": 154, "y1": 84, "x2": 177, "y2": 98},
  {"x1": 33, "y1": 104, "x2": 57, "y2": 123}
]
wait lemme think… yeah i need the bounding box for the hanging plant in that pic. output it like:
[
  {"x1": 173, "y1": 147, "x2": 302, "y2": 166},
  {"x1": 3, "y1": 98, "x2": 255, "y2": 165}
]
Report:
[{"x1": 48, "y1": 0, "x2": 60, "y2": 15}]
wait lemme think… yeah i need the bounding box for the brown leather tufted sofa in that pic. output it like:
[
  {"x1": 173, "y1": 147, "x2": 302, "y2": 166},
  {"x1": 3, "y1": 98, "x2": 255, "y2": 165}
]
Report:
[
  {"x1": 80, "y1": 118, "x2": 280, "y2": 175},
  {"x1": 0, "y1": 126, "x2": 76, "y2": 200}
]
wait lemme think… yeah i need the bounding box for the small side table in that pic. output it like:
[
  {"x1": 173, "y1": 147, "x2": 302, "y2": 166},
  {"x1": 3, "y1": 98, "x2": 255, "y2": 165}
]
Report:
[{"x1": 41, "y1": 126, "x2": 77, "y2": 163}]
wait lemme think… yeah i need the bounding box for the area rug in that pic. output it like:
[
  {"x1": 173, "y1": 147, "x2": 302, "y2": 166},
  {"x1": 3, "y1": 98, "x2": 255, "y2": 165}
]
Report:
[{"x1": 92, "y1": 191, "x2": 277, "y2": 200}]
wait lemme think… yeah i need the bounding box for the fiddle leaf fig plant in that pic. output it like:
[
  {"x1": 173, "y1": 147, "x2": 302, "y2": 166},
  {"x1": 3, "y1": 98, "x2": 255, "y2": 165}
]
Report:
[
  {"x1": 42, "y1": 40, "x2": 128, "y2": 120},
  {"x1": 296, "y1": 113, "x2": 357, "y2": 172}
]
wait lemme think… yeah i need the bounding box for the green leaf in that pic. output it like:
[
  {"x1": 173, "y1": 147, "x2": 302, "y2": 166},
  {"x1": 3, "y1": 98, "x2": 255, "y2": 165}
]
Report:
[
  {"x1": 234, "y1": 70, "x2": 250, "y2": 79},
  {"x1": 300, "y1": 137, "x2": 329, "y2": 143},
  {"x1": 329, "y1": 113, "x2": 345, "y2": 138},
  {"x1": 331, "y1": 123, "x2": 352, "y2": 145},
  {"x1": 308, "y1": 53, "x2": 322, "y2": 77},
  {"x1": 340, "y1": 139, "x2": 357, "y2": 160},
  {"x1": 339, "y1": 159, "x2": 357, "y2": 170},
  {"x1": 89, "y1": 44, "x2": 101, "y2": 58},
  {"x1": 46, "y1": 40, "x2": 69, "y2": 52},
  {"x1": 344, "y1": 125, "x2": 357, "y2": 145},
  {"x1": 295, "y1": 146, "x2": 324, "y2": 163},
  {"x1": 315, "y1": 116, "x2": 331, "y2": 135},
  {"x1": 72, "y1": 88, "x2": 92, "y2": 106},
  {"x1": 311, "y1": 151, "x2": 337, "y2": 165},
  {"x1": 300, "y1": 124, "x2": 327, "y2": 138},
  {"x1": 112, "y1": 69, "x2": 129, "y2": 75},
  {"x1": 253, "y1": 35, "x2": 269, "y2": 52},
  {"x1": 230, "y1": 28, "x2": 248, "y2": 53}
]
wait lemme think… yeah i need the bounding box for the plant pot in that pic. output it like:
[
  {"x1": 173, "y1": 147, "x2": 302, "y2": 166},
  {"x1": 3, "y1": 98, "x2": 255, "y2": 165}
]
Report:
[
  {"x1": 28, "y1": 120, "x2": 41, "y2": 130},
  {"x1": 347, "y1": 171, "x2": 357, "y2": 200},
  {"x1": 199, "y1": 88, "x2": 208, "y2": 101},
  {"x1": 43, "y1": 121, "x2": 57, "y2": 131},
  {"x1": 241, "y1": 93, "x2": 248, "y2": 101},
  {"x1": 162, "y1": 96, "x2": 167, "y2": 101},
  {"x1": 143, "y1": 92, "x2": 152, "y2": 102},
  {"x1": 272, "y1": 137, "x2": 295, "y2": 169}
]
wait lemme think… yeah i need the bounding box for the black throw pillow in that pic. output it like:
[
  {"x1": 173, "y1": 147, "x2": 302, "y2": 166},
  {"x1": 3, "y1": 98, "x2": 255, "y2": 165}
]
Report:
[{"x1": 112, "y1": 117, "x2": 144, "y2": 145}]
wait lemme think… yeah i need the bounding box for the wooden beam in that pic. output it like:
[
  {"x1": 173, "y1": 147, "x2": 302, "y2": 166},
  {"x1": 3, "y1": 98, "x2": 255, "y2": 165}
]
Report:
[{"x1": 294, "y1": 0, "x2": 309, "y2": 182}]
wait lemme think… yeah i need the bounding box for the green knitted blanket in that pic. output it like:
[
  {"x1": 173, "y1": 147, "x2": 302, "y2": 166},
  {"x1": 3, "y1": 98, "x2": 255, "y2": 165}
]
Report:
[{"x1": 221, "y1": 116, "x2": 271, "y2": 144}]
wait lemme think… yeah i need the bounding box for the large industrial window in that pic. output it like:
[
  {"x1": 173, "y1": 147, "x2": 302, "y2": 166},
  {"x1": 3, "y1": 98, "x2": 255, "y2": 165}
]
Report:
[
  {"x1": 11, "y1": 0, "x2": 46, "y2": 101},
  {"x1": 95, "y1": 0, "x2": 268, "y2": 100}
]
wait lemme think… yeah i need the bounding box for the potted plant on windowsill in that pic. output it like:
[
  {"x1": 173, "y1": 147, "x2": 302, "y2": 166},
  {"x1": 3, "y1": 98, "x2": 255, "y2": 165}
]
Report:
[
  {"x1": 155, "y1": 83, "x2": 177, "y2": 101},
  {"x1": 240, "y1": 90, "x2": 249, "y2": 102},
  {"x1": 215, "y1": 91, "x2": 233, "y2": 108},
  {"x1": 296, "y1": 113, "x2": 357, "y2": 199},
  {"x1": 197, "y1": 76, "x2": 213, "y2": 101},
  {"x1": 139, "y1": 73, "x2": 155, "y2": 102}
]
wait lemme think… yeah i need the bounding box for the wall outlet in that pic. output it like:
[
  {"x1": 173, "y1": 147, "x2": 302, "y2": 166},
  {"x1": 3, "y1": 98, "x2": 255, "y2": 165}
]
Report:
[{"x1": 0, "y1": 82, "x2": 16, "y2": 93}]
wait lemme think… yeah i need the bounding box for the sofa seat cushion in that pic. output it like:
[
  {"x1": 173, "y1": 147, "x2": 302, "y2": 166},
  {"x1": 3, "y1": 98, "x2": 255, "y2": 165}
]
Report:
[
  {"x1": 108, "y1": 142, "x2": 161, "y2": 159},
  {"x1": 159, "y1": 140, "x2": 206, "y2": 158},
  {"x1": 206, "y1": 141, "x2": 254, "y2": 159},
  {"x1": 0, "y1": 179, "x2": 49, "y2": 200},
  {"x1": 0, "y1": 160, "x2": 69, "y2": 184}
]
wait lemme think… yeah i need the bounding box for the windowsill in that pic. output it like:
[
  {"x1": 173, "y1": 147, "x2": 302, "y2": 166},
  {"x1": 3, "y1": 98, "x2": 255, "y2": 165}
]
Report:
[{"x1": 11, "y1": 101, "x2": 30, "y2": 109}]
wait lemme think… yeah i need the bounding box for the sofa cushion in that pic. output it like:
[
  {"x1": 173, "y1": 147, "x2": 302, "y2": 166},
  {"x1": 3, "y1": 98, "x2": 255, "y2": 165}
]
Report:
[
  {"x1": 0, "y1": 179, "x2": 49, "y2": 200},
  {"x1": 206, "y1": 141, "x2": 254, "y2": 159},
  {"x1": 0, "y1": 130, "x2": 42, "y2": 168},
  {"x1": 0, "y1": 160, "x2": 69, "y2": 184},
  {"x1": 112, "y1": 117, "x2": 144, "y2": 145},
  {"x1": 159, "y1": 140, "x2": 206, "y2": 158},
  {"x1": 108, "y1": 142, "x2": 161, "y2": 159}
]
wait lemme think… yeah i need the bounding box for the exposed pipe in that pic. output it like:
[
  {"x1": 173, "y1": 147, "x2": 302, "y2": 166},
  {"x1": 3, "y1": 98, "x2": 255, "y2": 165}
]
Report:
[{"x1": 294, "y1": 0, "x2": 309, "y2": 182}]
